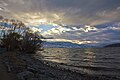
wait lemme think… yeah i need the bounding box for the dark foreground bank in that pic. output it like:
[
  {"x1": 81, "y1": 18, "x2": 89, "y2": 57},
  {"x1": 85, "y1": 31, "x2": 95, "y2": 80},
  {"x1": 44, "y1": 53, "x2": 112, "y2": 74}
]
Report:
[{"x1": 1, "y1": 51, "x2": 120, "y2": 80}]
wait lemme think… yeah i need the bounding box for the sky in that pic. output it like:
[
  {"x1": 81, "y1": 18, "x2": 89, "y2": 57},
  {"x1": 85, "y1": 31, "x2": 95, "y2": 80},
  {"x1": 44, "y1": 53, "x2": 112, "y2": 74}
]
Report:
[{"x1": 0, "y1": 0, "x2": 120, "y2": 44}]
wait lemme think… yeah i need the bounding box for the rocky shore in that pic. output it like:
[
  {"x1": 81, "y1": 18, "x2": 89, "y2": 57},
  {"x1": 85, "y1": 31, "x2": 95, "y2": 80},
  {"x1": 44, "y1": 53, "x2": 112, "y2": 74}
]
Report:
[{"x1": 1, "y1": 51, "x2": 120, "y2": 80}]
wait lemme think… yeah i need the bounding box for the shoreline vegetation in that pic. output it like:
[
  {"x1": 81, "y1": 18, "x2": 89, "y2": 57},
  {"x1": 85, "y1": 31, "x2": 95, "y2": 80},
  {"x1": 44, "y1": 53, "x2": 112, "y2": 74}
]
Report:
[{"x1": 0, "y1": 16, "x2": 43, "y2": 53}]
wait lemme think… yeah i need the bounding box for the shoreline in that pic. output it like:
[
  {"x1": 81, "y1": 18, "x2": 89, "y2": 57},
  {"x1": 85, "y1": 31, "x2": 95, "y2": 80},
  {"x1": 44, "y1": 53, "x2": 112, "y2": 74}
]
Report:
[{"x1": 1, "y1": 50, "x2": 120, "y2": 80}]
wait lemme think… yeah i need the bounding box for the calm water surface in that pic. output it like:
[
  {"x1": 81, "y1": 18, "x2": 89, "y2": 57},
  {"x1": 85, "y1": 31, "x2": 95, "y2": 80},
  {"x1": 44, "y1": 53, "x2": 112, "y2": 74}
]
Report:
[{"x1": 35, "y1": 48, "x2": 120, "y2": 76}]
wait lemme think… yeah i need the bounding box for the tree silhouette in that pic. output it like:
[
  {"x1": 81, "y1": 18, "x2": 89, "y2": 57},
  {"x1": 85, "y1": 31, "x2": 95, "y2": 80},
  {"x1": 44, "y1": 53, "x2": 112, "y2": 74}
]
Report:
[
  {"x1": 1, "y1": 32, "x2": 21, "y2": 51},
  {"x1": 0, "y1": 16, "x2": 43, "y2": 53}
]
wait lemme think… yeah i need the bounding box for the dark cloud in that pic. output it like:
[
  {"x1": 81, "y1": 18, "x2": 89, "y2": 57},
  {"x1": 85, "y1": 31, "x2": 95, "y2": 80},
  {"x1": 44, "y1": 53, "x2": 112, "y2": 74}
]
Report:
[
  {"x1": 47, "y1": 0, "x2": 120, "y2": 11},
  {"x1": 0, "y1": 0, "x2": 120, "y2": 25}
]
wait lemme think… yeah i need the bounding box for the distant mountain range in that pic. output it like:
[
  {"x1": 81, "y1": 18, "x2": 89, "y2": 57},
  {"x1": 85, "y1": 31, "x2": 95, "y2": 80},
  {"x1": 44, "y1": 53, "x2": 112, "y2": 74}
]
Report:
[
  {"x1": 104, "y1": 43, "x2": 120, "y2": 47},
  {"x1": 43, "y1": 41, "x2": 97, "y2": 48},
  {"x1": 42, "y1": 41, "x2": 120, "y2": 48}
]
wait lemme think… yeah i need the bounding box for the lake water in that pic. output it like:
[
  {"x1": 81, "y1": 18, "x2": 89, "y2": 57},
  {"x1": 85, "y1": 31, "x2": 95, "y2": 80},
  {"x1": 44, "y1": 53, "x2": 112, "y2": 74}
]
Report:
[{"x1": 35, "y1": 48, "x2": 120, "y2": 76}]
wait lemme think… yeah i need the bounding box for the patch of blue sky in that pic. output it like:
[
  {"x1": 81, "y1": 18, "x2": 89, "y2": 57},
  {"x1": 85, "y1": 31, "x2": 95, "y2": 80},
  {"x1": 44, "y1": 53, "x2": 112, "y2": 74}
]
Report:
[
  {"x1": 0, "y1": 22, "x2": 12, "y2": 28},
  {"x1": 35, "y1": 24, "x2": 59, "y2": 32}
]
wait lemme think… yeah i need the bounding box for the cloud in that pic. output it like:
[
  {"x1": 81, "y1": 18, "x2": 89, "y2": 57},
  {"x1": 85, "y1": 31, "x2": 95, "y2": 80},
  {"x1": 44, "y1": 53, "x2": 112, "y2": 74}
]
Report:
[
  {"x1": 0, "y1": 1, "x2": 8, "y2": 6},
  {"x1": 6, "y1": 0, "x2": 24, "y2": 4},
  {"x1": 29, "y1": 27, "x2": 42, "y2": 33},
  {"x1": 41, "y1": 25, "x2": 98, "y2": 38},
  {"x1": 42, "y1": 26, "x2": 71, "y2": 36},
  {"x1": 117, "y1": 6, "x2": 120, "y2": 10},
  {"x1": 0, "y1": 7, "x2": 4, "y2": 11},
  {"x1": 40, "y1": 22, "x2": 120, "y2": 44},
  {"x1": 0, "y1": 0, "x2": 120, "y2": 26},
  {"x1": 91, "y1": 9, "x2": 120, "y2": 25},
  {"x1": 0, "y1": 1, "x2": 9, "y2": 12}
]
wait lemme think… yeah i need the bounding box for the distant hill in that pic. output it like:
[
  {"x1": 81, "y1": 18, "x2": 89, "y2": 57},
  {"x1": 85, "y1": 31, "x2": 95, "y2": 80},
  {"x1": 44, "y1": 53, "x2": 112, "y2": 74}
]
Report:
[{"x1": 104, "y1": 43, "x2": 120, "y2": 47}]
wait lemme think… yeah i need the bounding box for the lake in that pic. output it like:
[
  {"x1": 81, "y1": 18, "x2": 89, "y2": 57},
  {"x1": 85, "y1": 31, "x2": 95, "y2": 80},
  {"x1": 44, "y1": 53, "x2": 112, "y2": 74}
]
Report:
[{"x1": 35, "y1": 48, "x2": 120, "y2": 76}]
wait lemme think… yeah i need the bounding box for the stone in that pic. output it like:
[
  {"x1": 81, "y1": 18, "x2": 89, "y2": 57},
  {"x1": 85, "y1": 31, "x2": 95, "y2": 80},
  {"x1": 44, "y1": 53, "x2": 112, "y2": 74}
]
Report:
[{"x1": 17, "y1": 71, "x2": 34, "y2": 80}]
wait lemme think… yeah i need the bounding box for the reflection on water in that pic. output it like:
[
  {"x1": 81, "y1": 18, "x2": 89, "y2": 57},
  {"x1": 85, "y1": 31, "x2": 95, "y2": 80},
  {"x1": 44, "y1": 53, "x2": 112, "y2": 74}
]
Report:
[
  {"x1": 35, "y1": 48, "x2": 120, "y2": 76},
  {"x1": 83, "y1": 49, "x2": 96, "y2": 66}
]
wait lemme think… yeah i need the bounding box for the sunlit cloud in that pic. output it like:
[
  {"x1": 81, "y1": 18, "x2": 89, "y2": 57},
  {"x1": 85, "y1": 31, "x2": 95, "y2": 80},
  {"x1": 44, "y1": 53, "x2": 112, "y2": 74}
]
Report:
[
  {"x1": 11, "y1": 12, "x2": 63, "y2": 27},
  {"x1": 0, "y1": 7, "x2": 4, "y2": 11},
  {"x1": 29, "y1": 27, "x2": 42, "y2": 33},
  {"x1": 42, "y1": 26, "x2": 71, "y2": 36},
  {"x1": 41, "y1": 25, "x2": 98, "y2": 39}
]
